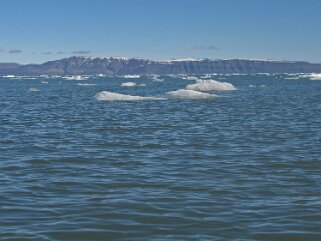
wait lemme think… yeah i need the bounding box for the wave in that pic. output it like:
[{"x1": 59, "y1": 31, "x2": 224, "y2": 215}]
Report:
[
  {"x1": 166, "y1": 89, "x2": 218, "y2": 99},
  {"x1": 95, "y1": 91, "x2": 165, "y2": 101},
  {"x1": 186, "y1": 79, "x2": 236, "y2": 91}
]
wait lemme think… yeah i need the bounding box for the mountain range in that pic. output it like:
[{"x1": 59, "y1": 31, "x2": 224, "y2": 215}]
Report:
[{"x1": 1, "y1": 57, "x2": 321, "y2": 76}]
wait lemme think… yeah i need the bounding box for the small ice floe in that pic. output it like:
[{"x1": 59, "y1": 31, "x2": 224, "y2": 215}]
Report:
[
  {"x1": 123, "y1": 75, "x2": 141, "y2": 79},
  {"x1": 249, "y1": 84, "x2": 266, "y2": 88},
  {"x1": 28, "y1": 87, "x2": 40, "y2": 92},
  {"x1": 41, "y1": 80, "x2": 48, "y2": 84},
  {"x1": 77, "y1": 83, "x2": 97, "y2": 86},
  {"x1": 63, "y1": 75, "x2": 88, "y2": 81},
  {"x1": 182, "y1": 76, "x2": 199, "y2": 81},
  {"x1": 201, "y1": 74, "x2": 217, "y2": 79},
  {"x1": 294, "y1": 73, "x2": 321, "y2": 80},
  {"x1": 150, "y1": 75, "x2": 164, "y2": 82},
  {"x1": 166, "y1": 89, "x2": 218, "y2": 99},
  {"x1": 186, "y1": 79, "x2": 236, "y2": 91},
  {"x1": 95, "y1": 91, "x2": 165, "y2": 101},
  {"x1": 121, "y1": 82, "x2": 145, "y2": 87},
  {"x1": 308, "y1": 73, "x2": 321, "y2": 80}
]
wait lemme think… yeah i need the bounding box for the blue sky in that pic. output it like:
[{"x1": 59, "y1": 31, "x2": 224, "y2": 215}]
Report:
[{"x1": 0, "y1": 0, "x2": 321, "y2": 63}]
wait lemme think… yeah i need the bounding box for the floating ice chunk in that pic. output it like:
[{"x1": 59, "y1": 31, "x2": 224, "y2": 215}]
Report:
[
  {"x1": 150, "y1": 75, "x2": 164, "y2": 82},
  {"x1": 28, "y1": 87, "x2": 40, "y2": 92},
  {"x1": 182, "y1": 76, "x2": 199, "y2": 81},
  {"x1": 63, "y1": 75, "x2": 88, "y2": 81},
  {"x1": 186, "y1": 79, "x2": 236, "y2": 91},
  {"x1": 95, "y1": 91, "x2": 165, "y2": 101},
  {"x1": 123, "y1": 75, "x2": 141, "y2": 79},
  {"x1": 166, "y1": 89, "x2": 218, "y2": 99},
  {"x1": 296, "y1": 73, "x2": 321, "y2": 80},
  {"x1": 309, "y1": 73, "x2": 321, "y2": 80},
  {"x1": 41, "y1": 80, "x2": 48, "y2": 84},
  {"x1": 249, "y1": 84, "x2": 256, "y2": 88},
  {"x1": 121, "y1": 82, "x2": 136, "y2": 87},
  {"x1": 77, "y1": 83, "x2": 96, "y2": 86},
  {"x1": 201, "y1": 74, "x2": 217, "y2": 79},
  {"x1": 121, "y1": 82, "x2": 145, "y2": 87}
]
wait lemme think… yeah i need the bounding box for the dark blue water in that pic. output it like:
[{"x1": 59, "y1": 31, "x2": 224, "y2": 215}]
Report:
[{"x1": 1, "y1": 74, "x2": 321, "y2": 240}]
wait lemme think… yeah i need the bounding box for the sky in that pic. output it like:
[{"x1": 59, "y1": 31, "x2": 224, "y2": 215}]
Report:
[{"x1": 0, "y1": 0, "x2": 321, "y2": 64}]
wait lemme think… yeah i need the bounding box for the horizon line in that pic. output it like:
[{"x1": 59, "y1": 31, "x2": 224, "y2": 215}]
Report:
[{"x1": 1, "y1": 56, "x2": 320, "y2": 65}]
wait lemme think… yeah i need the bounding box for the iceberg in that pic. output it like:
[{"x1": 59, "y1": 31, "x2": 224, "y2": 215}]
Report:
[
  {"x1": 166, "y1": 89, "x2": 218, "y2": 99},
  {"x1": 121, "y1": 82, "x2": 146, "y2": 87},
  {"x1": 308, "y1": 73, "x2": 321, "y2": 80},
  {"x1": 186, "y1": 79, "x2": 236, "y2": 91},
  {"x1": 95, "y1": 91, "x2": 165, "y2": 101}
]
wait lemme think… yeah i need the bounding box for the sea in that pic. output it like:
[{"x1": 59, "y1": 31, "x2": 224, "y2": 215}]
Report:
[{"x1": 1, "y1": 73, "x2": 321, "y2": 240}]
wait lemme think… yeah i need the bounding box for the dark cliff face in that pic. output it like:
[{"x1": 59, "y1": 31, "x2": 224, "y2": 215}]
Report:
[{"x1": 1, "y1": 57, "x2": 321, "y2": 75}]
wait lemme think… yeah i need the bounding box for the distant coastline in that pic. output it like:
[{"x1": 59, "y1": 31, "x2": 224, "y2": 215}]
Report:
[{"x1": 1, "y1": 56, "x2": 321, "y2": 76}]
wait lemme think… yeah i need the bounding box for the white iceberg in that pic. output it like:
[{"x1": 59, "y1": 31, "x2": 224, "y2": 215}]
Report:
[
  {"x1": 95, "y1": 91, "x2": 165, "y2": 101},
  {"x1": 186, "y1": 79, "x2": 236, "y2": 91},
  {"x1": 308, "y1": 73, "x2": 321, "y2": 80},
  {"x1": 121, "y1": 82, "x2": 145, "y2": 87},
  {"x1": 166, "y1": 89, "x2": 218, "y2": 99}
]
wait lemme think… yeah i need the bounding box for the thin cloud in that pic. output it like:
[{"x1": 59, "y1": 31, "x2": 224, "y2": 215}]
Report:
[
  {"x1": 8, "y1": 49, "x2": 23, "y2": 54},
  {"x1": 188, "y1": 45, "x2": 221, "y2": 51},
  {"x1": 71, "y1": 50, "x2": 91, "y2": 55},
  {"x1": 42, "y1": 51, "x2": 52, "y2": 55},
  {"x1": 57, "y1": 51, "x2": 67, "y2": 55}
]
